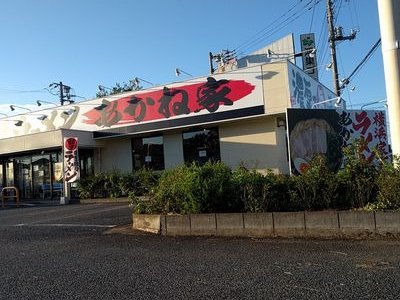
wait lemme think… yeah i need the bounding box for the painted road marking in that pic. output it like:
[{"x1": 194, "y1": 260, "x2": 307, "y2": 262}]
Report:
[
  {"x1": 0, "y1": 204, "x2": 129, "y2": 227},
  {"x1": 11, "y1": 223, "x2": 117, "y2": 228}
]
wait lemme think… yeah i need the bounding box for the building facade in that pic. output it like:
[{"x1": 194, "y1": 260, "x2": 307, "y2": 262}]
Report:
[{"x1": 0, "y1": 61, "x2": 336, "y2": 199}]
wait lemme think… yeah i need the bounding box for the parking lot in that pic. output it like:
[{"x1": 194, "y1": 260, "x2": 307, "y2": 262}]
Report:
[
  {"x1": 1, "y1": 203, "x2": 400, "y2": 300},
  {"x1": 0, "y1": 202, "x2": 131, "y2": 228}
]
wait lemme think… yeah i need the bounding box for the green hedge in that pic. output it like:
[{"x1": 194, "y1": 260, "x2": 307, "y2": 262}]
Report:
[
  {"x1": 77, "y1": 168, "x2": 159, "y2": 199},
  {"x1": 77, "y1": 141, "x2": 398, "y2": 214}
]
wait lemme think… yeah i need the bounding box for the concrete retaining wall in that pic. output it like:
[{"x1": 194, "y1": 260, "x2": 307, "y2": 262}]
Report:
[
  {"x1": 132, "y1": 214, "x2": 161, "y2": 234},
  {"x1": 132, "y1": 211, "x2": 400, "y2": 238}
]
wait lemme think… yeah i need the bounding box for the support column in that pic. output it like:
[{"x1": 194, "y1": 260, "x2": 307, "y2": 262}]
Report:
[{"x1": 377, "y1": 0, "x2": 400, "y2": 158}]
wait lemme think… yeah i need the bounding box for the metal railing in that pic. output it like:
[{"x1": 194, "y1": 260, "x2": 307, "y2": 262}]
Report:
[{"x1": 1, "y1": 187, "x2": 20, "y2": 208}]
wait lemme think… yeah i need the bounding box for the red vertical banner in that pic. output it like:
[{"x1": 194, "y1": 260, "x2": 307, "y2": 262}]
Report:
[{"x1": 63, "y1": 137, "x2": 80, "y2": 183}]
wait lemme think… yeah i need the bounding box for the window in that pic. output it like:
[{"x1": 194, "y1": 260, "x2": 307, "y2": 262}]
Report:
[
  {"x1": 132, "y1": 135, "x2": 164, "y2": 170},
  {"x1": 182, "y1": 127, "x2": 221, "y2": 164},
  {"x1": 79, "y1": 149, "x2": 94, "y2": 178},
  {"x1": 0, "y1": 162, "x2": 4, "y2": 191}
]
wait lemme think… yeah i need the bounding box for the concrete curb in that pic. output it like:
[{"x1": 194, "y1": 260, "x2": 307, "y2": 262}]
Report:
[{"x1": 132, "y1": 211, "x2": 400, "y2": 238}]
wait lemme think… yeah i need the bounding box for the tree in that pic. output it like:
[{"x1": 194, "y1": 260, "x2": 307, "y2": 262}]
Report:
[{"x1": 96, "y1": 79, "x2": 142, "y2": 98}]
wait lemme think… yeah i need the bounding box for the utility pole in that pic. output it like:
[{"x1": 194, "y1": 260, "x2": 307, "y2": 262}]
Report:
[
  {"x1": 49, "y1": 82, "x2": 74, "y2": 105},
  {"x1": 377, "y1": 0, "x2": 400, "y2": 159},
  {"x1": 209, "y1": 52, "x2": 215, "y2": 74},
  {"x1": 59, "y1": 81, "x2": 64, "y2": 105},
  {"x1": 209, "y1": 50, "x2": 236, "y2": 74},
  {"x1": 326, "y1": 0, "x2": 357, "y2": 96}
]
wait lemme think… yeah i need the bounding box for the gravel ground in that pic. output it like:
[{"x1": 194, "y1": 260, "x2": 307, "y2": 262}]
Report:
[{"x1": 0, "y1": 204, "x2": 399, "y2": 300}]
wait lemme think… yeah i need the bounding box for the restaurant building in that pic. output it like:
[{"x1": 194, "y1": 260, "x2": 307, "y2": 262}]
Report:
[{"x1": 0, "y1": 60, "x2": 337, "y2": 200}]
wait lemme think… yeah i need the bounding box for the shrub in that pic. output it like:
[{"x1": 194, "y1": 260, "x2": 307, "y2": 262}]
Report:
[
  {"x1": 149, "y1": 164, "x2": 201, "y2": 214},
  {"x1": 232, "y1": 167, "x2": 266, "y2": 213},
  {"x1": 104, "y1": 170, "x2": 124, "y2": 198},
  {"x1": 288, "y1": 155, "x2": 337, "y2": 211},
  {"x1": 195, "y1": 161, "x2": 237, "y2": 213},
  {"x1": 340, "y1": 139, "x2": 379, "y2": 208},
  {"x1": 333, "y1": 170, "x2": 355, "y2": 209},
  {"x1": 367, "y1": 156, "x2": 400, "y2": 210},
  {"x1": 264, "y1": 173, "x2": 293, "y2": 212},
  {"x1": 120, "y1": 168, "x2": 160, "y2": 197},
  {"x1": 81, "y1": 139, "x2": 400, "y2": 213},
  {"x1": 77, "y1": 172, "x2": 107, "y2": 199},
  {"x1": 144, "y1": 161, "x2": 236, "y2": 214},
  {"x1": 231, "y1": 167, "x2": 292, "y2": 213},
  {"x1": 77, "y1": 169, "x2": 159, "y2": 199}
]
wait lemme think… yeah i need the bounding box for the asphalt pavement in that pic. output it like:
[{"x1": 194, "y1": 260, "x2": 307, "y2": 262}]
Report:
[{"x1": 0, "y1": 203, "x2": 400, "y2": 300}]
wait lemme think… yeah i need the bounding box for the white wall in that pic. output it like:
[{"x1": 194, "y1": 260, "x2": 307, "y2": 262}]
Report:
[
  {"x1": 97, "y1": 137, "x2": 132, "y2": 173},
  {"x1": 0, "y1": 130, "x2": 63, "y2": 155},
  {"x1": 219, "y1": 116, "x2": 289, "y2": 174},
  {"x1": 163, "y1": 131, "x2": 184, "y2": 169}
]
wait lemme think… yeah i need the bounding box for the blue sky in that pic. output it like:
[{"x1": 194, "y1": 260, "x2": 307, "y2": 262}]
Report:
[{"x1": 0, "y1": 0, "x2": 385, "y2": 113}]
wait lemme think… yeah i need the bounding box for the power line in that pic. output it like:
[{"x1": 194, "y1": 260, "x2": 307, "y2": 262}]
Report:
[
  {"x1": 49, "y1": 82, "x2": 75, "y2": 106},
  {"x1": 236, "y1": 0, "x2": 320, "y2": 56},
  {"x1": 309, "y1": 0, "x2": 317, "y2": 32},
  {"x1": 234, "y1": 0, "x2": 303, "y2": 53},
  {"x1": 241, "y1": 0, "x2": 316, "y2": 53},
  {"x1": 334, "y1": 0, "x2": 344, "y2": 22},
  {"x1": 316, "y1": 10, "x2": 328, "y2": 63},
  {"x1": 238, "y1": 2, "x2": 316, "y2": 55},
  {"x1": 0, "y1": 88, "x2": 48, "y2": 93},
  {"x1": 339, "y1": 38, "x2": 381, "y2": 90}
]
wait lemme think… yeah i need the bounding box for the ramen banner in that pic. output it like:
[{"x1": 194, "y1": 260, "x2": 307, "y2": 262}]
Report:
[
  {"x1": 287, "y1": 108, "x2": 390, "y2": 175},
  {"x1": 63, "y1": 137, "x2": 80, "y2": 183}
]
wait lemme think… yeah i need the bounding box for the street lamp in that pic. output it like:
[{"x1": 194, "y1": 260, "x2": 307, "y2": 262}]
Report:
[
  {"x1": 175, "y1": 68, "x2": 193, "y2": 77},
  {"x1": 98, "y1": 85, "x2": 112, "y2": 92},
  {"x1": 62, "y1": 108, "x2": 76, "y2": 116},
  {"x1": 267, "y1": 48, "x2": 316, "y2": 59},
  {"x1": 311, "y1": 97, "x2": 342, "y2": 108},
  {"x1": 62, "y1": 103, "x2": 108, "y2": 115},
  {"x1": 10, "y1": 105, "x2": 32, "y2": 112},
  {"x1": 304, "y1": 63, "x2": 333, "y2": 72},
  {"x1": 0, "y1": 119, "x2": 23, "y2": 126},
  {"x1": 27, "y1": 113, "x2": 48, "y2": 121},
  {"x1": 360, "y1": 100, "x2": 387, "y2": 110},
  {"x1": 36, "y1": 100, "x2": 58, "y2": 107},
  {"x1": 133, "y1": 77, "x2": 154, "y2": 86}
]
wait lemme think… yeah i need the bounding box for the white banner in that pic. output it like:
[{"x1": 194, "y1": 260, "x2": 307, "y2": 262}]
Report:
[
  {"x1": 63, "y1": 137, "x2": 80, "y2": 183},
  {"x1": 0, "y1": 66, "x2": 264, "y2": 139}
]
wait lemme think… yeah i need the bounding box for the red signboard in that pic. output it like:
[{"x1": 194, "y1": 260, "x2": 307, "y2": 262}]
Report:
[
  {"x1": 83, "y1": 77, "x2": 255, "y2": 127},
  {"x1": 63, "y1": 137, "x2": 80, "y2": 183}
]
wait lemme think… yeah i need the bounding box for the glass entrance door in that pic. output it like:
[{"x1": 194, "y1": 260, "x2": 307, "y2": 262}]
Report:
[
  {"x1": 15, "y1": 157, "x2": 32, "y2": 199},
  {"x1": 32, "y1": 154, "x2": 51, "y2": 198},
  {"x1": 5, "y1": 160, "x2": 14, "y2": 187},
  {"x1": 0, "y1": 162, "x2": 4, "y2": 191}
]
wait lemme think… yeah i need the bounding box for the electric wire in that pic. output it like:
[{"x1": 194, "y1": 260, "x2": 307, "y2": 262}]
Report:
[
  {"x1": 236, "y1": 0, "x2": 319, "y2": 56},
  {"x1": 338, "y1": 46, "x2": 346, "y2": 82},
  {"x1": 238, "y1": 2, "x2": 314, "y2": 55},
  {"x1": 0, "y1": 88, "x2": 48, "y2": 93},
  {"x1": 334, "y1": 0, "x2": 344, "y2": 22},
  {"x1": 343, "y1": 38, "x2": 381, "y2": 85},
  {"x1": 234, "y1": 0, "x2": 303, "y2": 54},
  {"x1": 337, "y1": 47, "x2": 354, "y2": 108},
  {"x1": 316, "y1": 2, "x2": 328, "y2": 61},
  {"x1": 316, "y1": 10, "x2": 329, "y2": 84},
  {"x1": 349, "y1": 0, "x2": 360, "y2": 32},
  {"x1": 308, "y1": 0, "x2": 317, "y2": 32}
]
